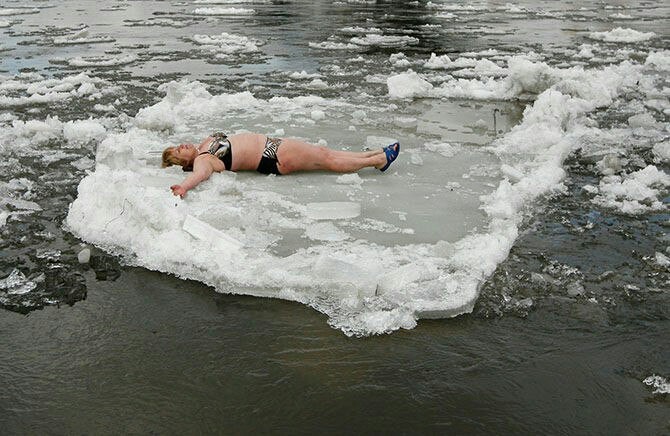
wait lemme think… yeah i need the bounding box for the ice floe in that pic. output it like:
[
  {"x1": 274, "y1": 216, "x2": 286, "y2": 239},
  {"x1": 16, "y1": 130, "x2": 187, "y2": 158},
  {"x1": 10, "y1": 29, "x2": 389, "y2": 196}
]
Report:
[
  {"x1": 350, "y1": 34, "x2": 419, "y2": 48},
  {"x1": 53, "y1": 28, "x2": 115, "y2": 45},
  {"x1": 0, "y1": 72, "x2": 108, "y2": 107},
  {"x1": 67, "y1": 54, "x2": 138, "y2": 68},
  {"x1": 191, "y1": 7, "x2": 255, "y2": 15},
  {"x1": 588, "y1": 165, "x2": 670, "y2": 215},
  {"x1": 65, "y1": 50, "x2": 660, "y2": 336},
  {"x1": 588, "y1": 27, "x2": 656, "y2": 43},
  {"x1": 0, "y1": 8, "x2": 39, "y2": 16},
  {"x1": 190, "y1": 32, "x2": 262, "y2": 58},
  {"x1": 309, "y1": 41, "x2": 359, "y2": 50}
]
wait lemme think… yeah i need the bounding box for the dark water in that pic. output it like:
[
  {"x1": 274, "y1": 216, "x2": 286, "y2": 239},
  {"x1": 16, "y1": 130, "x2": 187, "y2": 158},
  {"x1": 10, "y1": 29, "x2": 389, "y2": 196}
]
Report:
[
  {"x1": 1, "y1": 0, "x2": 669, "y2": 433},
  {"x1": 1, "y1": 169, "x2": 669, "y2": 432},
  {"x1": 1, "y1": 241, "x2": 668, "y2": 434}
]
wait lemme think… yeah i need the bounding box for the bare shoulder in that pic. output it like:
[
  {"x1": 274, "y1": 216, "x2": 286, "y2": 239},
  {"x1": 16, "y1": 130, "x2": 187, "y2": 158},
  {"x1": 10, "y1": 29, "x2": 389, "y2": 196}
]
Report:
[{"x1": 195, "y1": 153, "x2": 225, "y2": 172}]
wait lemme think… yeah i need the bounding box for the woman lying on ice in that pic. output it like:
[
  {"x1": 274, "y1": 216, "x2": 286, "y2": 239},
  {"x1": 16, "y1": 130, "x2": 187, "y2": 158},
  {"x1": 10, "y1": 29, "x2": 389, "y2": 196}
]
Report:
[{"x1": 162, "y1": 132, "x2": 400, "y2": 198}]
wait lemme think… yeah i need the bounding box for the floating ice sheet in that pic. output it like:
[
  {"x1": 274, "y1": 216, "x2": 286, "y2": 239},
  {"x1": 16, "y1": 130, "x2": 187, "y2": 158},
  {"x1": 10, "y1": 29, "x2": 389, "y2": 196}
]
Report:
[{"x1": 65, "y1": 51, "x2": 665, "y2": 336}]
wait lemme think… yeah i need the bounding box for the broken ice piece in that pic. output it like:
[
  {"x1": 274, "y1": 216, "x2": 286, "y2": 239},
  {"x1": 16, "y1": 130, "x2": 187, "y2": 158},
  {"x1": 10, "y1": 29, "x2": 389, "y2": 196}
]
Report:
[{"x1": 305, "y1": 202, "x2": 361, "y2": 220}]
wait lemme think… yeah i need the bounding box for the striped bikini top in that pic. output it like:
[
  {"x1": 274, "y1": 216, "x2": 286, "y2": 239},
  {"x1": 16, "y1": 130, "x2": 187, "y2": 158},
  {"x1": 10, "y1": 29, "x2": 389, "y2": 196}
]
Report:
[{"x1": 201, "y1": 132, "x2": 232, "y2": 170}]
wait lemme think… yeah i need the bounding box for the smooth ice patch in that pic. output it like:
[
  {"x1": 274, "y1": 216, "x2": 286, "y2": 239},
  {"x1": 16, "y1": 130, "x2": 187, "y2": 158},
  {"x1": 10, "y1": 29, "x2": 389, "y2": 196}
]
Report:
[
  {"x1": 305, "y1": 222, "x2": 349, "y2": 242},
  {"x1": 306, "y1": 202, "x2": 361, "y2": 220}
]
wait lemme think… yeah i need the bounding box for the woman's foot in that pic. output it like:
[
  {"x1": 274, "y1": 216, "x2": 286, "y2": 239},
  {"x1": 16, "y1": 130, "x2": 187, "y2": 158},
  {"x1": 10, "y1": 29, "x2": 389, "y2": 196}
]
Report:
[{"x1": 378, "y1": 142, "x2": 400, "y2": 172}]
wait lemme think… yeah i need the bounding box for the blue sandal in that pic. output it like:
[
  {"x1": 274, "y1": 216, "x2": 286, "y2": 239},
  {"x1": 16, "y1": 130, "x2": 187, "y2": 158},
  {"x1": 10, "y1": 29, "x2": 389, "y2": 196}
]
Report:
[{"x1": 379, "y1": 142, "x2": 400, "y2": 172}]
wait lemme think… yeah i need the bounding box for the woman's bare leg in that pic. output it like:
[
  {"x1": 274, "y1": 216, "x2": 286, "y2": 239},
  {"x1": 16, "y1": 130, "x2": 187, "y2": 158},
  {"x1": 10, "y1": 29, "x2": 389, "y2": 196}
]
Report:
[
  {"x1": 277, "y1": 139, "x2": 388, "y2": 174},
  {"x1": 329, "y1": 148, "x2": 384, "y2": 158}
]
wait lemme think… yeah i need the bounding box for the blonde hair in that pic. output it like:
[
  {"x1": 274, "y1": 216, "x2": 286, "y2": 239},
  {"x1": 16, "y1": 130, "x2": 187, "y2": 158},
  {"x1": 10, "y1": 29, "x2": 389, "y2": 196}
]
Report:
[{"x1": 161, "y1": 146, "x2": 190, "y2": 168}]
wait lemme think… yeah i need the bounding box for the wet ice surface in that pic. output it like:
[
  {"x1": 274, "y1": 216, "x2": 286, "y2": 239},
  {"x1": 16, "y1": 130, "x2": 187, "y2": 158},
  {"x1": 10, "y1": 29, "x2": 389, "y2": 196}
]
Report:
[{"x1": 0, "y1": 0, "x2": 668, "y2": 337}]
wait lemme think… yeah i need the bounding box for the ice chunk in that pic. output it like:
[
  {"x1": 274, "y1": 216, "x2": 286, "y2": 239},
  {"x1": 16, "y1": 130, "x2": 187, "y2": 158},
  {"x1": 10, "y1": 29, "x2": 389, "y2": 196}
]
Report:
[
  {"x1": 313, "y1": 255, "x2": 377, "y2": 298},
  {"x1": 389, "y1": 52, "x2": 411, "y2": 68},
  {"x1": 366, "y1": 135, "x2": 396, "y2": 148},
  {"x1": 0, "y1": 269, "x2": 36, "y2": 295},
  {"x1": 425, "y1": 141, "x2": 458, "y2": 157},
  {"x1": 409, "y1": 151, "x2": 423, "y2": 165},
  {"x1": 566, "y1": 281, "x2": 585, "y2": 296},
  {"x1": 387, "y1": 70, "x2": 433, "y2": 99},
  {"x1": 655, "y1": 252, "x2": 670, "y2": 268},
  {"x1": 645, "y1": 51, "x2": 670, "y2": 71},
  {"x1": 288, "y1": 70, "x2": 322, "y2": 79},
  {"x1": 68, "y1": 54, "x2": 137, "y2": 67},
  {"x1": 308, "y1": 41, "x2": 359, "y2": 50},
  {"x1": 190, "y1": 32, "x2": 261, "y2": 57},
  {"x1": 182, "y1": 214, "x2": 243, "y2": 252},
  {"x1": 3, "y1": 198, "x2": 41, "y2": 211},
  {"x1": 53, "y1": 28, "x2": 115, "y2": 45},
  {"x1": 310, "y1": 109, "x2": 325, "y2": 120},
  {"x1": 627, "y1": 112, "x2": 658, "y2": 128},
  {"x1": 588, "y1": 27, "x2": 656, "y2": 43},
  {"x1": 71, "y1": 156, "x2": 95, "y2": 170},
  {"x1": 305, "y1": 222, "x2": 349, "y2": 241},
  {"x1": 652, "y1": 140, "x2": 670, "y2": 163},
  {"x1": 643, "y1": 375, "x2": 670, "y2": 394},
  {"x1": 596, "y1": 154, "x2": 623, "y2": 175},
  {"x1": 350, "y1": 35, "x2": 418, "y2": 48},
  {"x1": 63, "y1": 119, "x2": 106, "y2": 145},
  {"x1": 424, "y1": 53, "x2": 452, "y2": 69},
  {"x1": 395, "y1": 116, "x2": 417, "y2": 128},
  {"x1": 351, "y1": 110, "x2": 366, "y2": 119},
  {"x1": 305, "y1": 202, "x2": 361, "y2": 220},
  {"x1": 191, "y1": 7, "x2": 255, "y2": 15},
  {"x1": 335, "y1": 173, "x2": 363, "y2": 186},
  {"x1": 78, "y1": 248, "x2": 91, "y2": 264},
  {"x1": 0, "y1": 8, "x2": 40, "y2": 16},
  {"x1": 592, "y1": 165, "x2": 670, "y2": 215}
]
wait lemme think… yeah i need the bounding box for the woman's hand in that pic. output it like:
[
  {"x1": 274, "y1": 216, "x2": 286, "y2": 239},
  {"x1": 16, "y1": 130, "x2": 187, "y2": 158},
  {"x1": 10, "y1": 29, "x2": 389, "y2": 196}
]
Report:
[{"x1": 170, "y1": 184, "x2": 187, "y2": 198}]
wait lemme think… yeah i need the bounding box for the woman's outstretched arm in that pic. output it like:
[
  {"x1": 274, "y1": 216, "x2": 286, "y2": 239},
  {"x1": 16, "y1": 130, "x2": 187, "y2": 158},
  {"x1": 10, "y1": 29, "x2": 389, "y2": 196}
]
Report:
[{"x1": 170, "y1": 157, "x2": 215, "y2": 198}]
